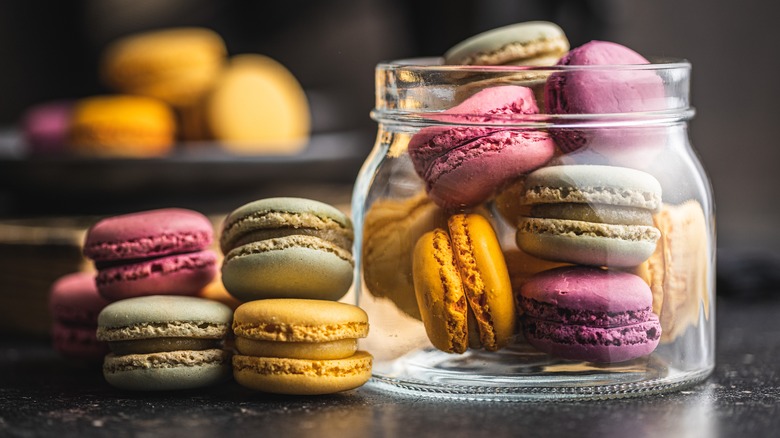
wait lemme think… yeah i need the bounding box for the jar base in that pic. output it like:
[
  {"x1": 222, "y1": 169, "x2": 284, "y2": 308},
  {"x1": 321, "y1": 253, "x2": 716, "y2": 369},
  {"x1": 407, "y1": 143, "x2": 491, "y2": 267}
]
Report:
[{"x1": 368, "y1": 343, "x2": 713, "y2": 401}]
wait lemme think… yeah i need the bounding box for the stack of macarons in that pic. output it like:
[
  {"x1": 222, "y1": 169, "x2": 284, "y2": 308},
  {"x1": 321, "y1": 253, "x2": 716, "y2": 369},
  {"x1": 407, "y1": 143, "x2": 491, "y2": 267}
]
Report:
[
  {"x1": 376, "y1": 21, "x2": 676, "y2": 364},
  {"x1": 80, "y1": 207, "x2": 235, "y2": 390},
  {"x1": 219, "y1": 197, "x2": 372, "y2": 394},
  {"x1": 22, "y1": 26, "x2": 310, "y2": 157}
]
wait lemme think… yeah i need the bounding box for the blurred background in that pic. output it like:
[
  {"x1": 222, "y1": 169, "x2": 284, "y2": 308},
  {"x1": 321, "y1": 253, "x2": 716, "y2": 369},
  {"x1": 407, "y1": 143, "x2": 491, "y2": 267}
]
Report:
[{"x1": 0, "y1": 0, "x2": 778, "y2": 304}]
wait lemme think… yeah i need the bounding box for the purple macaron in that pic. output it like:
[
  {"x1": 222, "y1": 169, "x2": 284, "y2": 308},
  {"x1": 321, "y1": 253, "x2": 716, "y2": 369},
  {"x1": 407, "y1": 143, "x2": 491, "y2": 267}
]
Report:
[
  {"x1": 544, "y1": 41, "x2": 667, "y2": 164},
  {"x1": 408, "y1": 86, "x2": 555, "y2": 209},
  {"x1": 518, "y1": 266, "x2": 661, "y2": 363},
  {"x1": 83, "y1": 208, "x2": 218, "y2": 302}
]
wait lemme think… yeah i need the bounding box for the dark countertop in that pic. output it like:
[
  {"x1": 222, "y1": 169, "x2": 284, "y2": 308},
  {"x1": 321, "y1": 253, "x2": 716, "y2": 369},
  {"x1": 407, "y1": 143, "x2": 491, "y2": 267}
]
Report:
[{"x1": 1, "y1": 297, "x2": 778, "y2": 438}]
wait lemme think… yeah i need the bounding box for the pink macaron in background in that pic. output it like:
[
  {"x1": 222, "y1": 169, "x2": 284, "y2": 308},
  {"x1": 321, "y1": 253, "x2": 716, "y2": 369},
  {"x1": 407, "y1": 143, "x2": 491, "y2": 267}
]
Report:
[
  {"x1": 83, "y1": 208, "x2": 218, "y2": 302},
  {"x1": 518, "y1": 266, "x2": 662, "y2": 363},
  {"x1": 408, "y1": 85, "x2": 555, "y2": 209},
  {"x1": 21, "y1": 100, "x2": 74, "y2": 156},
  {"x1": 49, "y1": 271, "x2": 110, "y2": 361},
  {"x1": 544, "y1": 41, "x2": 668, "y2": 168}
]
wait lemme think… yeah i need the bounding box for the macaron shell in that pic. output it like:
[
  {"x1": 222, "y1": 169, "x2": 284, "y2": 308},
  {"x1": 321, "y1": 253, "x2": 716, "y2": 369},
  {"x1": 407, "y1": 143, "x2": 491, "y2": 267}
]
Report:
[
  {"x1": 362, "y1": 192, "x2": 445, "y2": 320},
  {"x1": 84, "y1": 208, "x2": 214, "y2": 262},
  {"x1": 648, "y1": 200, "x2": 710, "y2": 342},
  {"x1": 424, "y1": 130, "x2": 556, "y2": 209},
  {"x1": 221, "y1": 238, "x2": 353, "y2": 302},
  {"x1": 522, "y1": 165, "x2": 663, "y2": 211},
  {"x1": 523, "y1": 317, "x2": 661, "y2": 363},
  {"x1": 448, "y1": 214, "x2": 515, "y2": 350},
  {"x1": 101, "y1": 27, "x2": 226, "y2": 107},
  {"x1": 49, "y1": 271, "x2": 109, "y2": 325},
  {"x1": 95, "y1": 250, "x2": 218, "y2": 301},
  {"x1": 103, "y1": 349, "x2": 231, "y2": 390},
  {"x1": 219, "y1": 197, "x2": 352, "y2": 254},
  {"x1": 516, "y1": 218, "x2": 660, "y2": 267},
  {"x1": 520, "y1": 266, "x2": 654, "y2": 312},
  {"x1": 232, "y1": 298, "x2": 368, "y2": 343},
  {"x1": 232, "y1": 351, "x2": 372, "y2": 395},
  {"x1": 412, "y1": 229, "x2": 469, "y2": 353},
  {"x1": 52, "y1": 321, "x2": 109, "y2": 360},
  {"x1": 206, "y1": 54, "x2": 310, "y2": 154},
  {"x1": 444, "y1": 21, "x2": 569, "y2": 66},
  {"x1": 68, "y1": 95, "x2": 175, "y2": 157},
  {"x1": 97, "y1": 295, "x2": 233, "y2": 339}
]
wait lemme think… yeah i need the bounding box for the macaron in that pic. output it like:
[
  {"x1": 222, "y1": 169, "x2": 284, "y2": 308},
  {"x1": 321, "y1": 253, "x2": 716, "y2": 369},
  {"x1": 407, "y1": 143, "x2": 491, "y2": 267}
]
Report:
[
  {"x1": 362, "y1": 192, "x2": 446, "y2": 319},
  {"x1": 646, "y1": 200, "x2": 710, "y2": 342},
  {"x1": 444, "y1": 21, "x2": 569, "y2": 66},
  {"x1": 68, "y1": 95, "x2": 176, "y2": 158},
  {"x1": 544, "y1": 41, "x2": 667, "y2": 162},
  {"x1": 83, "y1": 208, "x2": 218, "y2": 301},
  {"x1": 97, "y1": 295, "x2": 232, "y2": 390},
  {"x1": 407, "y1": 85, "x2": 556, "y2": 209},
  {"x1": 21, "y1": 100, "x2": 73, "y2": 155},
  {"x1": 232, "y1": 299, "x2": 372, "y2": 395},
  {"x1": 516, "y1": 165, "x2": 662, "y2": 267},
  {"x1": 101, "y1": 27, "x2": 226, "y2": 107},
  {"x1": 183, "y1": 54, "x2": 310, "y2": 154},
  {"x1": 220, "y1": 197, "x2": 354, "y2": 302},
  {"x1": 519, "y1": 266, "x2": 662, "y2": 363},
  {"x1": 48, "y1": 271, "x2": 110, "y2": 361},
  {"x1": 412, "y1": 213, "x2": 515, "y2": 353}
]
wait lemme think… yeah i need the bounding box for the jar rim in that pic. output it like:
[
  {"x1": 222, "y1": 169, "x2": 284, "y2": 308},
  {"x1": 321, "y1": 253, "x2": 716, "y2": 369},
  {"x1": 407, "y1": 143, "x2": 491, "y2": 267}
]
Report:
[{"x1": 377, "y1": 56, "x2": 691, "y2": 72}]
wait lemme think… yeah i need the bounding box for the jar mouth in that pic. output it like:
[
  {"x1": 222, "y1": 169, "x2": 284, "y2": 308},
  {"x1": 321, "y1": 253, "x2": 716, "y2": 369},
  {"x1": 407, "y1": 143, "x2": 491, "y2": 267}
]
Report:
[
  {"x1": 374, "y1": 57, "x2": 693, "y2": 127},
  {"x1": 377, "y1": 56, "x2": 691, "y2": 72}
]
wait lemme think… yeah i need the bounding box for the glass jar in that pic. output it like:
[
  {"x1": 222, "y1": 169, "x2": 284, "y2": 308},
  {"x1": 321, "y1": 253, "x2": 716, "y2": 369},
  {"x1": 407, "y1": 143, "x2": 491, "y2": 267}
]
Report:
[{"x1": 352, "y1": 58, "x2": 714, "y2": 401}]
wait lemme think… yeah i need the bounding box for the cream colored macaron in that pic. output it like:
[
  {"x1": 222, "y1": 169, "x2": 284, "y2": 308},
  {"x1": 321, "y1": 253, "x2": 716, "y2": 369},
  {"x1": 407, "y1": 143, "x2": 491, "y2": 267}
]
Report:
[
  {"x1": 444, "y1": 21, "x2": 569, "y2": 66},
  {"x1": 232, "y1": 299, "x2": 372, "y2": 395}
]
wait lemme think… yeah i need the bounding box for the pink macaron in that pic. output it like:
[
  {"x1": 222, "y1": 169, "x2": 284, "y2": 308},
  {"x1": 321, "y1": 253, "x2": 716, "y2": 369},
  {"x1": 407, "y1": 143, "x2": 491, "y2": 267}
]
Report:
[
  {"x1": 518, "y1": 266, "x2": 661, "y2": 363},
  {"x1": 544, "y1": 41, "x2": 667, "y2": 166},
  {"x1": 408, "y1": 86, "x2": 555, "y2": 209},
  {"x1": 49, "y1": 271, "x2": 110, "y2": 361},
  {"x1": 83, "y1": 208, "x2": 218, "y2": 301},
  {"x1": 21, "y1": 100, "x2": 74, "y2": 155}
]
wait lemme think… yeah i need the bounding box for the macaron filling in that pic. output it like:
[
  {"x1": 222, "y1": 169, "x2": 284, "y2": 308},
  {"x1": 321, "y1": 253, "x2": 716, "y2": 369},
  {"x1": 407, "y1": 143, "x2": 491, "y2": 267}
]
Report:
[
  {"x1": 520, "y1": 297, "x2": 654, "y2": 328},
  {"x1": 235, "y1": 337, "x2": 358, "y2": 360},
  {"x1": 529, "y1": 203, "x2": 654, "y2": 226},
  {"x1": 227, "y1": 226, "x2": 353, "y2": 253},
  {"x1": 519, "y1": 217, "x2": 661, "y2": 242},
  {"x1": 85, "y1": 230, "x2": 212, "y2": 262},
  {"x1": 523, "y1": 317, "x2": 661, "y2": 348},
  {"x1": 224, "y1": 235, "x2": 354, "y2": 265},
  {"x1": 108, "y1": 337, "x2": 223, "y2": 355}
]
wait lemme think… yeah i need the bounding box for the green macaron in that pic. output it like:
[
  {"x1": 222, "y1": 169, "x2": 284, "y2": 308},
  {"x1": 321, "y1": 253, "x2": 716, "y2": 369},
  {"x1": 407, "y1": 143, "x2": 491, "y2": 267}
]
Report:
[
  {"x1": 444, "y1": 21, "x2": 569, "y2": 66},
  {"x1": 96, "y1": 295, "x2": 233, "y2": 391},
  {"x1": 219, "y1": 197, "x2": 355, "y2": 302},
  {"x1": 516, "y1": 165, "x2": 662, "y2": 267}
]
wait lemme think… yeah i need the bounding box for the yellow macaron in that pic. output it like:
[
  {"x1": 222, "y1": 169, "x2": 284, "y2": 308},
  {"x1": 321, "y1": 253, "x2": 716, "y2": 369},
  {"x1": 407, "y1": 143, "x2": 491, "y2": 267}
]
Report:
[
  {"x1": 186, "y1": 54, "x2": 310, "y2": 154},
  {"x1": 412, "y1": 213, "x2": 516, "y2": 353},
  {"x1": 231, "y1": 299, "x2": 372, "y2": 395},
  {"x1": 68, "y1": 95, "x2": 176, "y2": 157},
  {"x1": 101, "y1": 27, "x2": 227, "y2": 107}
]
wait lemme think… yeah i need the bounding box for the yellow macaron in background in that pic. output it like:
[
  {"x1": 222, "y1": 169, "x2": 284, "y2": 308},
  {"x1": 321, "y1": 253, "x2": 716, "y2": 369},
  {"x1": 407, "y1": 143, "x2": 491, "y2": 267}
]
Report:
[
  {"x1": 101, "y1": 27, "x2": 227, "y2": 108},
  {"x1": 232, "y1": 299, "x2": 372, "y2": 395},
  {"x1": 68, "y1": 95, "x2": 176, "y2": 158},
  {"x1": 183, "y1": 54, "x2": 311, "y2": 154}
]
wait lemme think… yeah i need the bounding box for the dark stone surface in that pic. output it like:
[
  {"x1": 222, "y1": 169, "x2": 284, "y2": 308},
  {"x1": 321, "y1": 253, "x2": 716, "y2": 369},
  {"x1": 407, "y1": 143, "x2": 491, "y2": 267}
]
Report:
[{"x1": 1, "y1": 298, "x2": 778, "y2": 438}]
